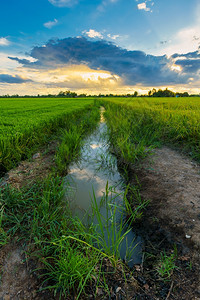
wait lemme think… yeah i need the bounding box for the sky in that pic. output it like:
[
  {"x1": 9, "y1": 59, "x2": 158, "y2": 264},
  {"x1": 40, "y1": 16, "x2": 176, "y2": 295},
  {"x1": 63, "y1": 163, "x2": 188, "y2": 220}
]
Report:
[{"x1": 1, "y1": 0, "x2": 200, "y2": 95}]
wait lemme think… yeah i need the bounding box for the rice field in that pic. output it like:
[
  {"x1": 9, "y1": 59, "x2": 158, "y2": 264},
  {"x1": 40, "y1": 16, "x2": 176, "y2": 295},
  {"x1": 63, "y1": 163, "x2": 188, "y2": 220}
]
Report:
[
  {"x1": 0, "y1": 97, "x2": 94, "y2": 174},
  {"x1": 101, "y1": 97, "x2": 200, "y2": 163},
  {"x1": 1, "y1": 96, "x2": 200, "y2": 175}
]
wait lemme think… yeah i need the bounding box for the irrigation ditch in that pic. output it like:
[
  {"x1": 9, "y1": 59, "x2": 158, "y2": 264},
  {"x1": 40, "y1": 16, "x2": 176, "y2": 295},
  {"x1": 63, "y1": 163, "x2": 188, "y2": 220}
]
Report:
[
  {"x1": 0, "y1": 103, "x2": 199, "y2": 299},
  {"x1": 64, "y1": 107, "x2": 143, "y2": 267}
]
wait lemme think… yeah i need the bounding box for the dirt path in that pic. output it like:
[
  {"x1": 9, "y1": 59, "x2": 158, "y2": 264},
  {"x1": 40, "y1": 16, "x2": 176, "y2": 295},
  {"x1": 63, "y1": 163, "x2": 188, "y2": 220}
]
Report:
[
  {"x1": 132, "y1": 146, "x2": 200, "y2": 298},
  {"x1": 140, "y1": 146, "x2": 200, "y2": 250},
  {"x1": 0, "y1": 244, "x2": 36, "y2": 299}
]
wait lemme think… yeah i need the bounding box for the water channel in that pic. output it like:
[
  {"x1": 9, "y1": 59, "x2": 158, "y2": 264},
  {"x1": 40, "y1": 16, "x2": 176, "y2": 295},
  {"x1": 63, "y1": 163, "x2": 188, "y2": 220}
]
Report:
[{"x1": 64, "y1": 108, "x2": 142, "y2": 267}]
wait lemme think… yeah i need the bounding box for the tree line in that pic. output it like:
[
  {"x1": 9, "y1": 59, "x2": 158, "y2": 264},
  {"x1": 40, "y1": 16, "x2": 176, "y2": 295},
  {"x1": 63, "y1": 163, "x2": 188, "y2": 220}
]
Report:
[{"x1": 0, "y1": 88, "x2": 197, "y2": 98}]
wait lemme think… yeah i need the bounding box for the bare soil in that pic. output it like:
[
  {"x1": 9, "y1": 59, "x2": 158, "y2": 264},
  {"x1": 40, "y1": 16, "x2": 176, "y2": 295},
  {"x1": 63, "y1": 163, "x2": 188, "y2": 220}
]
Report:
[
  {"x1": 0, "y1": 243, "x2": 37, "y2": 299},
  {"x1": 140, "y1": 146, "x2": 200, "y2": 249},
  {"x1": 0, "y1": 241, "x2": 54, "y2": 300},
  {"x1": 1, "y1": 141, "x2": 57, "y2": 190},
  {"x1": 129, "y1": 146, "x2": 200, "y2": 299}
]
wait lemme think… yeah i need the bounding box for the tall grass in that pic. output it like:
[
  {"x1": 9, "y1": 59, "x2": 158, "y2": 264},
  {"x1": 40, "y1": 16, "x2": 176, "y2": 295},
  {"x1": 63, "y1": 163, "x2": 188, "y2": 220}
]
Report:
[
  {"x1": 0, "y1": 178, "x2": 131, "y2": 298},
  {"x1": 101, "y1": 97, "x2": 200, "y2": 162},
  {"x1": 124, "y1": 185, "x2": 149, "y2": 224},
  {"x1": 55, "y1": 107, "x2": 100, "y2": 175},
  {"x1": 89, "y1": 184, "x2": 130, "y2": 263}
]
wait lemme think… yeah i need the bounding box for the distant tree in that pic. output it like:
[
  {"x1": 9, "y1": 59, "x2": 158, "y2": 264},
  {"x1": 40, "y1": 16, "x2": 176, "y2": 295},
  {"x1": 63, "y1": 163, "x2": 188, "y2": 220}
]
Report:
[
  {"x1": 150, "y1": 88, "x2": 175, "y2": 97},
  {"x1": 58, "y1": 91, "x2": 65, "y2": 97},
  {"x1": 57, "y1": 90, "x2": 77, "y2": 97},
  {"x1": 176, "y1": 92, "x2": 189, "y2": 97}
]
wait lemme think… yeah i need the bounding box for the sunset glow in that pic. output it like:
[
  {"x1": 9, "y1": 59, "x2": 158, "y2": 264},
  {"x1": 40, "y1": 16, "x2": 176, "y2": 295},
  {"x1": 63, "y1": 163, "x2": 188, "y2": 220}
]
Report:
[{"x1": 0, "y1": 0, "x2": 200, "y2": 95}]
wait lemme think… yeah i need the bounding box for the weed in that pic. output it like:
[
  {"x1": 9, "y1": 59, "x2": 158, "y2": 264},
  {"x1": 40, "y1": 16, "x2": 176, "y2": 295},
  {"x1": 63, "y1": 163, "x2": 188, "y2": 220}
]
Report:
[
  {"x1": 156, "y1": 250, "x2": 177, "y2": 280},
  {"x1": 186, "y1": 260, "x2": 193, "y2": 271},
  {"x1": 124, "y1": 185, "x2": 149, "y2": 224}
]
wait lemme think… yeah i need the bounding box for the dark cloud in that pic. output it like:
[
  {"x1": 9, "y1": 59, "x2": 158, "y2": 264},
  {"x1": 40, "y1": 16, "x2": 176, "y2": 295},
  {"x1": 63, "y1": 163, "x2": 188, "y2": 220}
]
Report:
[
  {"x1": 172, "y1": 49, "x2": 200, "y2": 59},
  {"x1": 9, "y1": 37, "x2": 196, "y2": 86},
  {"x1": 8, "y1": 57, "x2": 33, "y2": 65},
  {"x1": 172, "y1": 48, "x2": 200, "y2": 74},
  {"x1": 175, "y1": 59, "x2": 200, "y2": 73},
  {"x1": 0, "y1": 74, "x2": 31, "y2": 84}
]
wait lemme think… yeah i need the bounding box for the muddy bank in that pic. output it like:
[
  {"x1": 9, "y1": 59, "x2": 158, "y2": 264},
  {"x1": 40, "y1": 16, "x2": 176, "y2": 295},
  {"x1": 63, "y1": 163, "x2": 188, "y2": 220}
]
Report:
[
  {"x1": 0, "y1": 242, "x2": 55, "y2": 300},
  {"x1": 125, "y1": 146, "x2": 200, "y2": 299},
  {"x1": 135, "y1": 146, "x2": 200, "y2": 251},
  {"x1": 0, "y1": 141, "x2": 57, "y2": 190}
]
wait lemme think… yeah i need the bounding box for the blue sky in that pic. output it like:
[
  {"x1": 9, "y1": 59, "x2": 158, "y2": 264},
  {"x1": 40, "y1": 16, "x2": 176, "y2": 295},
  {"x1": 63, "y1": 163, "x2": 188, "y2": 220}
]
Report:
[{"x1": 0, "y1": 0, "x2": 200, "y2": 95}]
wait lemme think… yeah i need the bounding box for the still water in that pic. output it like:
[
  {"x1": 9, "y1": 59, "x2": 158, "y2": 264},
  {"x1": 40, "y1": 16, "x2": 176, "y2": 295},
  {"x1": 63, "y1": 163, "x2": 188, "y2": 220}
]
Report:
[{"x1": 65, "y1": 108, "x2": 142, "y2": 266}]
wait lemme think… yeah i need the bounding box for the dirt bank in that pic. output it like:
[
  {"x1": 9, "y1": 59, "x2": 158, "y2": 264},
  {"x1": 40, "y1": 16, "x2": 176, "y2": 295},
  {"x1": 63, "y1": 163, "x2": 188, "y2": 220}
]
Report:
[
  {"x1": 129, "y1": 146, "x2": 200, "y2": 299},
  {"x1": 0, "y1": 141, "x2": 57, "y2": 190},
  {"x1": 0, "y1": 242, "x2": 54, "y2": 300},
  {"x1": 138, "y1": 146, "x2": 200, "y2": 250}
]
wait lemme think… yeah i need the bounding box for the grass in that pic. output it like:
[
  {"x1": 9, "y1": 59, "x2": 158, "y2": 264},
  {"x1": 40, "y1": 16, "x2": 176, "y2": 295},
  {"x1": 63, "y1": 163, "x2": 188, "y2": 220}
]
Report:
[
  {"x1": 0, "y1": 97, "x2": 95, "y2": 175},
  {"x1": 156, "y1": 249, "x2": 177, "y2": 280},
  {"x1": 90, "y1": 183, "x2": 131, "y2": 264},
  {"x1": 101, "y1": 97, "x2": 200, "y2": 163},
  {"x1": 0, "y1": 104, "x2": 102, "y2": 298},
  {"x1": 0, "y1": 178, "x2": 131, "y2": 298},
  {"x1": 0, "y1": 103, "x2": 135, "y2": 298},
  {"x1": 124, "y1": 185, "x2": 149, "y2": 224},
  {"x1": 0, "y1": 177, "x2": 98, "y2": 298},
  {"x1": 98, "y1": 97, "x2": 195, "y2": 288},
  {"x1": 55, "y1": 107, "x2": 100, "y2": 175}
]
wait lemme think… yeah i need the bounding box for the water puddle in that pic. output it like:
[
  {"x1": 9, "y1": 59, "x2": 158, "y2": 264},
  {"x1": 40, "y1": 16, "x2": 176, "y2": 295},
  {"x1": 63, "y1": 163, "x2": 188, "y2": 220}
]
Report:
[{"x1": 64, "y1": 107, "x2": 142, "y2": 267}]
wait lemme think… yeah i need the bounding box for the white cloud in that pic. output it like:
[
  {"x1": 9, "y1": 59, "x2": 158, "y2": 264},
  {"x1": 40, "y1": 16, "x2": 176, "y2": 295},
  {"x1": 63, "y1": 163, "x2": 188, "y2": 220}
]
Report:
[
  {"x1": 44, "y1": 19, "x2": 58, "y2": 29},
  {"x1": 0, "y1": 37, "x2": 10, "y2": 46},
  {"x1": 156, "y1": 26, "x2": 200, "y2": 56},
  {"x1": 0, "y1": 52, "x2": 19, "y2": 70},
  {"x1": 48, "y1": 0, "x2": 77, "y2": 7},
  {"x1": 137, "y1": 2, "x2": 150, "y2": 11},
  {"x1": 84, "y1": 29, "x2": 103, "y2": 39},
  {"x1": 107, "y1": 34, "x2": 120, "y2": 40},
  {"x1": 152, "y1": 2, "x2": 200, "y2": 56}
]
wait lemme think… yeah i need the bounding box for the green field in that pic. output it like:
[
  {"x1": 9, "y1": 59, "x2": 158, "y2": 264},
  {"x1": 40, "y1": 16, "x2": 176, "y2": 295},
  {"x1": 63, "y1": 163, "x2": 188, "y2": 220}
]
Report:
[
  {"x1": 0, "y1": 96, "x2": 199, "y2": 298},
  {"x1": 1, "y1": 96, "x2": 200, "y2": 175},
  {"x1": 0, "y1": 97, "x2": 94, "y2": 174},
  {"x1": 102, "y1": 97, "x2": 200, "y2": 163}
]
